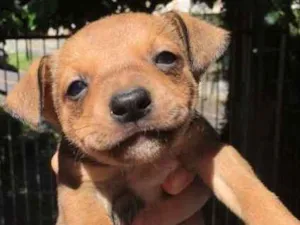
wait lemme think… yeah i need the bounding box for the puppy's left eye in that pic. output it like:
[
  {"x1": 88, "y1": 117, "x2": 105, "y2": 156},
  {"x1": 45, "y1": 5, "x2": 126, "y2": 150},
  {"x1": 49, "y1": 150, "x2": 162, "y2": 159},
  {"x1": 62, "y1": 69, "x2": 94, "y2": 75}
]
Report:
[
  {"x1": 154, "y1": 51, "x2": 177, "y2": 66},
  {"x1": 66, "y1": 80, "x2": 88, "y2": 100}
]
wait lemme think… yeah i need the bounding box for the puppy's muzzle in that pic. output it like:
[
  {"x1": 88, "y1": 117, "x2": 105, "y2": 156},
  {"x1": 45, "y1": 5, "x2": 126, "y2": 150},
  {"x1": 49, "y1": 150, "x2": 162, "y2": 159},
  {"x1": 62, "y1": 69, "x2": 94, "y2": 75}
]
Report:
[{"x1": 110, "y1": 87, "x2": 152, "y2": 123}]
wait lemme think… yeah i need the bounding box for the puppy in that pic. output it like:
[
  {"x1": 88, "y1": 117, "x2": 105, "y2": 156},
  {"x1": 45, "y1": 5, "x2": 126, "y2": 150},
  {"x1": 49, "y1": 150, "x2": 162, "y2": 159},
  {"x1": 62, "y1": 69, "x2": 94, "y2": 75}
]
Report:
[{"x1": 4, "y1": 11, "x2": 300, "y2": 225}]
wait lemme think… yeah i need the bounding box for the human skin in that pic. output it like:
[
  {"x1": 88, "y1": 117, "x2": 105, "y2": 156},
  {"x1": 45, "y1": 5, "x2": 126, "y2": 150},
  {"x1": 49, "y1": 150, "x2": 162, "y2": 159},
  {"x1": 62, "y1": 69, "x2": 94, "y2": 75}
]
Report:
[{"x1": 133, "y1": 168, "x2": 209, "y2": 225}]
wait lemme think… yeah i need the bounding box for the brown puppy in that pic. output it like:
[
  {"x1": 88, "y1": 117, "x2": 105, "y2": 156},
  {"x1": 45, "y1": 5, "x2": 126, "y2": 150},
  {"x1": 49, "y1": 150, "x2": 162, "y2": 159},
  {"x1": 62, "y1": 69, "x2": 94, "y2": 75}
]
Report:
[{"x1": 4, "y1": 11, "x2": 299, "y2": 225}]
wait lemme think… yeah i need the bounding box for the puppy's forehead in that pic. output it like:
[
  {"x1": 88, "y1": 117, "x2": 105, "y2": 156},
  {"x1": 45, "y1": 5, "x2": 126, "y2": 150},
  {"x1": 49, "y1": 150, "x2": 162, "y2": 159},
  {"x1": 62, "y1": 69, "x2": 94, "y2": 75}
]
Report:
[{"x1": 59, "y1": 13, "x2": 172, "y2": 65}]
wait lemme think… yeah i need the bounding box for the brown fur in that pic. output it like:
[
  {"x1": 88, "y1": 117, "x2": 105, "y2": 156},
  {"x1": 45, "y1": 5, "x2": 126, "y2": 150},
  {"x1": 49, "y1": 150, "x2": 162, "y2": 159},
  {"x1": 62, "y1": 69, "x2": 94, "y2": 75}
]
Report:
[{"x1": 4, "y1": 11, "x2": 299, "y2": 225}]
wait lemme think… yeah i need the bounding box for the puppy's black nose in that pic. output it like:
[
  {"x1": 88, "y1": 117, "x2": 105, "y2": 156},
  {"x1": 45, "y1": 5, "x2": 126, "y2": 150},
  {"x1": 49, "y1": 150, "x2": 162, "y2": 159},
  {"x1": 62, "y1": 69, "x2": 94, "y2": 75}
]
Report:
[{"x1": 110, "y1": 87, "x2": 152, "y2": 123}]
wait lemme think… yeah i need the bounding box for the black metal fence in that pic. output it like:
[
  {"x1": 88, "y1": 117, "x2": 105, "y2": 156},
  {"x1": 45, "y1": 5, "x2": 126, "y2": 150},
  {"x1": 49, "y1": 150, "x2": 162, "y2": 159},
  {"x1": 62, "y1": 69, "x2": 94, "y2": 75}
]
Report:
[
  {"x1": 0, "y1": 36, "x2": 68, "y2": 225},
  {"x1": 0, "y1": 16, "x2": 300, "y2": 225}
]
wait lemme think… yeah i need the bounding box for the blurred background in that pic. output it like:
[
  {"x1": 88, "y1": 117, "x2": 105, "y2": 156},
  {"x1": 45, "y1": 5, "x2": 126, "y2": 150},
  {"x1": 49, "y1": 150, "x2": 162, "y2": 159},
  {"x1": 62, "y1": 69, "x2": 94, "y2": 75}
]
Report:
[{"x1": 0, "y1": 0, "x2": 300, "y2": 224}]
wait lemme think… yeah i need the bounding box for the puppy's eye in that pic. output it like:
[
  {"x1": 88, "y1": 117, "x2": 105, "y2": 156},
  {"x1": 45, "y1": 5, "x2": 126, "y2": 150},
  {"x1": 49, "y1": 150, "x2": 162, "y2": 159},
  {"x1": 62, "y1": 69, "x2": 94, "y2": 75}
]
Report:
[
  {"x1": 66, "y1": 80, "x2": 87, "y2": 100},
  {"x1": 155, "y1": 51, "x2": 177, "y2": 66}
]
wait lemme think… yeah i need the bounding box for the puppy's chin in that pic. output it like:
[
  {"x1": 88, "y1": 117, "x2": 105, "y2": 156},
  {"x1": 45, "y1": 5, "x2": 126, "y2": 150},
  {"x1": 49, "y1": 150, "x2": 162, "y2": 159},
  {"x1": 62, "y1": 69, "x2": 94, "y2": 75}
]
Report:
[{"x1": 110, "y1": 130, "x2": 174, "y2": 165}]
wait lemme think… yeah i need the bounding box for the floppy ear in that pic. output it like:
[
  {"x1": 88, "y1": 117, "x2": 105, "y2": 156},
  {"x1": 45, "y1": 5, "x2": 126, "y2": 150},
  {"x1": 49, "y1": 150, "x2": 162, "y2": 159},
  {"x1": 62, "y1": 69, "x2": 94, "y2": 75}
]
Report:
[
  {"x1": 3, "y1": 56, "x2": 59, "y2": 131},
  {"x1": 163, "y1": 11, "x2": 229, "y2": 80}
]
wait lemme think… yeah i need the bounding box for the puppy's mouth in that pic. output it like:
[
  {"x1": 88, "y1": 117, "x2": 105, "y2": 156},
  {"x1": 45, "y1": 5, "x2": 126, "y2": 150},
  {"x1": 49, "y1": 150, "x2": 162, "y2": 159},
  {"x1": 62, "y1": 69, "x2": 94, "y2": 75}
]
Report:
[
  {"x1": 111, "y1": 129, "x2": 175, "y2": 158},
  {"x1": 82, "y1": 109, "x2": 194, "y2": 165},
  {"x1": 92, "y1": 110, "x2": 194, "y2": 165}
]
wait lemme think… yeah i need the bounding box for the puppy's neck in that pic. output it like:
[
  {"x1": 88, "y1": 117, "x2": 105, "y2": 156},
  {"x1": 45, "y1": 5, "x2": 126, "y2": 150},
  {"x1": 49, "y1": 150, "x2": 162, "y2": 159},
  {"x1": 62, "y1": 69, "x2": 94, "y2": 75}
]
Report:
[{"x1": 55, "y1": 140, "x2": 170, "y2": 225}]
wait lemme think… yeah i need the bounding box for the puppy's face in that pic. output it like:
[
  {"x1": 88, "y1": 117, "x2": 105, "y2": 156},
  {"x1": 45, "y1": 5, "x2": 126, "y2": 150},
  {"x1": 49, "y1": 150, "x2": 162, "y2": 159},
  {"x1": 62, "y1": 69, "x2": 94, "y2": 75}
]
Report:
[
  {"x1": 55, "y1": 13, "x2": 196, "y2": 165},
  {"x1": 5, "y1": 12, "x2": 228, "y2": 166}
]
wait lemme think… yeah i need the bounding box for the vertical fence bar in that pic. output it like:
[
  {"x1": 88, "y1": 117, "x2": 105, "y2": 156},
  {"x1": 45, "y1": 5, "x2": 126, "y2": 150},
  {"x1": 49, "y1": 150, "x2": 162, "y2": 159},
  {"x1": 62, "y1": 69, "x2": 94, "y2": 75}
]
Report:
[
  {"x1": 228, "y1": 31, "x2": 237, "y2": 145},
  {"x1": 7, "y1": 118, "x2": 17, "y2": 225},
  {"x1": 34, "y1": 140, "x2": 43, "y2": 225},
  {"x1": 43, "y1": 38, "x2": 46, "y2": 56},
  {"x1": 3, "y1": 70, "x2": 8, "y2": 95},
  {"x1": 29, "y1": 39, "x2": 33, "y2": 60},
  {"x1": 215, "y1": 62, "x2": 220, "y2": 132},
  {"x1": 21, "y1": 138, "x2": 30, "y2": 225},
  {"x1": 209, "y1": 71, "x2": 217, "y2": 225},
  {"x1": 41, "y1": 37, "x2": 47, "y2": 224},
  {"x1": 254, "y1": 27, "x2": 265, "y2": 176},
  {"x1": 25, "y1": 38, "x2": 29, "y2": 59},
  {"x1": 15, "y1": 39, "x2": 20, "y2": 81},
  {"x1": 273, "y1": 34, "x2": 286, "y2": 191},
  {"x1": 48, "y1": 140, "x2": 56, "y2": 223},
  {"x1": 3, "y1": 40, "x2": 9, "y2": 92},
  {"x1": 222, "y1": 54, "x2": 230, "y2": 225},
  {"x1": 227, "y1": 29, "x2": 237, "y2": 225},
  {"x1": 215, "y1": 60, "x2": 221, "y2": 225},
  {"x1": 297, "y1": 147, "x2": 300, "y2": 214},
  {"x1": 241, "y1": 32, "x2": 252, "y2": 157}
]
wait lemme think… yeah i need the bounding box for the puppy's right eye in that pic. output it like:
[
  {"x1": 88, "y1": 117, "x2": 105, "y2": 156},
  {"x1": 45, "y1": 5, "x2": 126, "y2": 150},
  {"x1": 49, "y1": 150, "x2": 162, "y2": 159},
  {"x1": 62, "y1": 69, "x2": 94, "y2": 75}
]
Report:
[
  {"x1": 66, "y1": 80, "x2": 87, "y2": 100},
  {"x1": 155, "y1": 51, "x2": 177, "y2": 65},
  {"x1": 154, "y1": 51, "x2": 178, "y2": 71}
]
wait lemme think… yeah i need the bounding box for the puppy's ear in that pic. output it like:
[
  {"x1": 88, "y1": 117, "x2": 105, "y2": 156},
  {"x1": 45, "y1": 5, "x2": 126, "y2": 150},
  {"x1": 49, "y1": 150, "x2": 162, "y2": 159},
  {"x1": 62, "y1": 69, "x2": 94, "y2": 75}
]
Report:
[
  {"x1": 4, "y1": 56, "x2": 59, "y2": 131},
  {"x1": 163, "y1": 12, "x2": 229, "y2": 80}
]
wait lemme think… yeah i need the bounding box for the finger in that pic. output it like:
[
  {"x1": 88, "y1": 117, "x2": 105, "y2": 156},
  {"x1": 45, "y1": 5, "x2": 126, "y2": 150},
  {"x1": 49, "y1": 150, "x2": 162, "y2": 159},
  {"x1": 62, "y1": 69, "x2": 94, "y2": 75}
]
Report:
[
  {"x1": 180, "y1": 210, "x2": 206, "y2": 225},
  {"x1": 133, "y1": 179, "x2": 211, "y2": 225},
  {"x1": 162, "y1": 167, "x2": 196, "y2": 195},
  {"x1": 51, "y1": 150, "x2": 58, "y2": 174}
]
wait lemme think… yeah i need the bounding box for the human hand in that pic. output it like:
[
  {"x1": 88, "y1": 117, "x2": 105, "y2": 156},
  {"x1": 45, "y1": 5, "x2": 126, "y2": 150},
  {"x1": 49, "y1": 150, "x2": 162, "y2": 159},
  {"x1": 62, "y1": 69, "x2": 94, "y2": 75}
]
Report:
[{"x1": 133, "y1": 167, "x2": 211, "y2": 225}]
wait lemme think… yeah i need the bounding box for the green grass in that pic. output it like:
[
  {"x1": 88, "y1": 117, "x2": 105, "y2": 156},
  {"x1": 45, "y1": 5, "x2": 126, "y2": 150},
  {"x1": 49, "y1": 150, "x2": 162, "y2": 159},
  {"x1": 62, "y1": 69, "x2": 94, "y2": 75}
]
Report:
[{"x1": 8, "y1": 52, "x2": 37, "y2": 71}]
